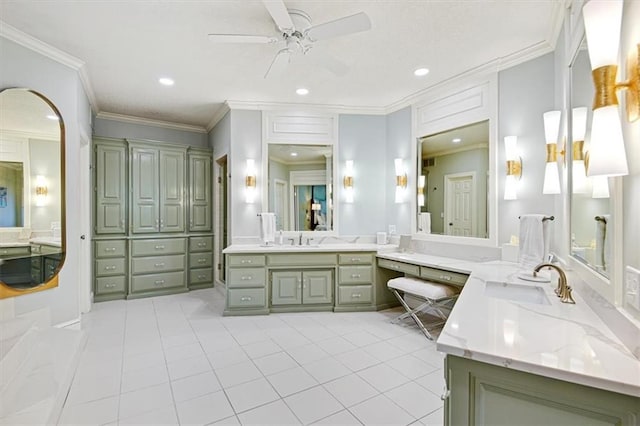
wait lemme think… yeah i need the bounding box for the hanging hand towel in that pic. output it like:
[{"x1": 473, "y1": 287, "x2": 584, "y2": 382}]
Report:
[
  {"x1": 419, "y1": 212, "x2": 431, "y2": 234},
  {"x1": 260, "y1": 213, "x2": 276, "y2": 246},
  {"x1": 518, "y1": 214, "x2": 547, "y2": 269},
  {"x1": 594, "y1": 214, "x2": 611, "y2": 271}
]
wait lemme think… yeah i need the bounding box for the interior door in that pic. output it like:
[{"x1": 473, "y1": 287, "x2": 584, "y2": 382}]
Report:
[
  {"x1": 303, "y1": 270, "x2": 333, "y2": 304},
  {"x1": 445, "y1": 173, "x2": 475, "y2": 237},
  {"x1": 271, "y1": 271, "x2": 301, "y2": 305}
]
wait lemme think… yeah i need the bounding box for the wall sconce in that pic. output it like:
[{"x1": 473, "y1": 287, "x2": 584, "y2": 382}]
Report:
[
  {"x1": 344, "y1": 160, "x2": 354, "y2": 203},
  {"x1": 394, "y1": 158, "x2": 407, "y2": 203},
  {"x1": 571, "y1": 107, "x2": 589, "y2": 193},
  {"x1": 542, "y1": 110, "x2": 561, "y2": 195},
  {"x1": 591, "y1": 176, "x2": 610, "y2": 198},
  {"x1": 245, "y1": 159, "x2": 256, "y2": 204},
  {"x1": 34, "y1": 175, "x2": 48, "y2": 206},
  {"x1": 504, "y1": 136, "x2": 521, "y2": 200},
  {"x1": 582, "y1": 0, "x2": 638, "y2": 177},
  {"x1": 417, "y1": 175, "x2": 426, "y2": 207}
]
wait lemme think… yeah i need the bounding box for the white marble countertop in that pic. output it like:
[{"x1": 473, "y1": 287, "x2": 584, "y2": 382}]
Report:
[
  {"x1": 223, "y1": 243, "x2": 398, "y2": 254},
  {"x1": 29, "y1": 237, "x2": 62, "y2": 248},
  {"x1": 378, "y1": 251, "x2": 640, "y2": 397},
  {"x1": 0, "y1": 241, "x2": 30, "y2": 248}
]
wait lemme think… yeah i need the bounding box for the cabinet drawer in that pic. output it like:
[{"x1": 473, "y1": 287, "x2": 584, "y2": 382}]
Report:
[
  {"x1": 420, "y1": 266, "x2": 468, "y2": 286},
  {"x1": 338, "y1": 285, "x2": 373, "y2": 305},
  {"x1": 377, "y1": 258, "x2": 420, "y2": 276},
  {"x1": 228, "y1": 268, "x2": 265, "y2": 288},
  {"x1": 338, "y1": 265, "x2": 373, "y2": 284},
  {"x1": 228, "y1": 255, "x2": 266, "y2": 267},
  {"x1": 0, "y1": 246, "x2": 30, "y2": 257},
  {"x1": 190, "y1": 252, "x2": 213, "y2": 269},
  {"x1": 131, "y1": 271, "x2": 185, "y2": 292},
  {"x1": 95, "y1": 240, "x2": 126, "y2": 258},
  {"x1": 228, "y1": 288, "x2": 266, "y2": 309},
  {"x1": 30, "y1": 256, "x2": 42, "y2": 268},
  {"x1": 131, "y1": 254, "x2": 185, "y2": 274},
  {"x1": 189, "y1": 269, "x2": 213, "y2": 285},
  {"x1": 131, "y1": 238, "x2": 186, "y2": 256},
  {"x1": 95, "y1": 258, "x2": 126, "y2": 276},
  {"x1": 95, "y1": 276, "x2": 126, "y2": 295},
  {"x1": 338, "y1": 253, "x2": 374, "y2": 265},
  {"x1": 268, "y1": 253, "x2": 336, "y2": 266},
  {"x1": 189, "y1": 236, "x2": 213, "y2": 252}
]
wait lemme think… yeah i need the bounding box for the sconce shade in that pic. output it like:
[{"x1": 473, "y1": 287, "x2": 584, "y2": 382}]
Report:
[
  {"x1": 394, "y1": 158, "x2": 407, "y2": 203},
  {"x1": 504, "y1": 175, "x2": 518, "y2": 201},
  {"x1": 504, "y1": 136, "x2": 518, "y2": 161},
  {"x1": 583, "y1": 0, "x2": 623, "y2": 70},
  {"x1": 503, "y1": 136, "x2": 520, "y2": 200},
  {"x1": 35, "y1": 175, "x2": 48, "y2": 206},
  {"x1": 245, "y1": 159, "x2": 257, "y2": 203},
  {"x1": 542, "y1": 111, "x2": 561, "y2": 195},
  {"x1": 588, "y1": 105, "x2": 628, "y2": 176},
  {"x1": 543, "y1": 111, "x2": 561, "y2": 144},
  {"x1": 543, "y1": 163, "x2": 561, "y2": 195},
  {"x1": 591, "y1": 176, "x2": 610, "y2": 198},
  {"x1": 417, "y1": 175, "x2": 426, "y2": 207},
  {"x1": 344, "y1": 160, "x2": 354, "y2": 203},
  {"x1": 572, "y1": 107, "x2": 588, "y2": 142}
]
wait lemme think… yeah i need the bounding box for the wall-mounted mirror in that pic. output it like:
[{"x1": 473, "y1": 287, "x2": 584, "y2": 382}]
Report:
[
  {"x1": 0, "y1": 88, "x2": 65, "y2": 298},
  {"x1": 267, "y1": 144, "x2": 333, "y2": 232},
  {"x1": 417, "y1": 120, "x2": 489, "y2": 238},
  {"x1": 569, "y1": 38, "x2": 611, "y2": 278}
]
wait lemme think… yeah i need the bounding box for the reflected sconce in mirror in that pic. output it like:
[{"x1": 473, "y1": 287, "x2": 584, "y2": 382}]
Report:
[
  {"x1": 394, "y1": 158, "x2": 407, "y2": 203},
  {"x1": 591, "y1": 176, "x2": 610, "y2": 198},
  {"x1": 571, "y1": 107, "x2": 589, "y2": 193},
  {"x1": 34, "y1": 175, "x2": 48, "y2": 206},
  {"x1": 344, "y1": 160, "x2": 354, "y2": 203},
  {"x1": 582, "y1": 0, "x2": 638, "y2": 177},
  {"x1": 542, "y1": 111, "x2": 561, "y2": 195},
  {"x1": 504, "y1": 136, "x2": 521, "y2": 200},
  {"x1": 417, "y1": 175, "x2": 426, "y2": 207},
  {"x1": 245, "y1": 159, "x2": 257, "y2": 203}
]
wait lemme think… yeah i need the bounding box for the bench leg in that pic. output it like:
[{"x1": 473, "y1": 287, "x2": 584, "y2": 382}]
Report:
[{"x1": 390, "y1": 289, "x2": 435, "y2": 340}]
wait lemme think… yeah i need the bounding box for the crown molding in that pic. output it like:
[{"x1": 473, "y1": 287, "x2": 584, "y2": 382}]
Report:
[
  {"x1": 0, "y1": 20, "x2": 99, "y2": 113},
  {"x1": 225, "y1": 100, "x2": 386, "y2": 115},
  {"x1": 95, "y1": 111, "x2": 207, "y2": 133},
  {"x1": 423, "y1": 143, "x2": 488, "y2": 159},
  {"x1": 206, "y1": 102, "x2": 231, "y2": 132},
  {"x1": 0, "y1": 129, "x2": 59, "y2": 141}
]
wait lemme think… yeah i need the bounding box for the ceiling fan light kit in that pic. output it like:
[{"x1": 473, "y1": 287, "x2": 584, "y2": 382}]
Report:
[{"x1": 208, "y1": 0, "x2": 371, "y2": 79}]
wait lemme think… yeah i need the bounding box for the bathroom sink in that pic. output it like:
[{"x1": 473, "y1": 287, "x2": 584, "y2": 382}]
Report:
[{"x1": 484, "y1": 281, "x2": 551, "y2": 305}]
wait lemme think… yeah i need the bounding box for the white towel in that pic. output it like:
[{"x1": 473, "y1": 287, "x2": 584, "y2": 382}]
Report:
[
  {"x1": 595, "y1": 214, "x2": 611, "y2": 271},
  {"x1": 518, "y1": 214, "x2": 548, "y2": 269},
  {"x1": 260, "y1": 213, "x2": 276, "y2": 245},
  {"x1": 419, "y1": 212, "x2": 431, "y2": 234}
]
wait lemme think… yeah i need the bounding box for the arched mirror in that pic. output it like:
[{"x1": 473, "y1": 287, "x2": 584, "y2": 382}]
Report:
[{"x1": 0, "y1": 88, "x2": 65, "y2": 298}]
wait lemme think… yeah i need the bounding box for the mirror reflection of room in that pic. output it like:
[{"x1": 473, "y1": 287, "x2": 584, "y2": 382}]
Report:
[
  {"x1": 418, "y1": 120, "x2": 489, "y2": 238},
  {"x1": 268, "y1": 144, "x2": 333, "y2": 232}
]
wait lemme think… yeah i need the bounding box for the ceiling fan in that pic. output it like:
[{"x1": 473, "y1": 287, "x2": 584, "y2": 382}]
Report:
[{"x1": 208, "y1": 0, "x2": 372, "y2": 78}]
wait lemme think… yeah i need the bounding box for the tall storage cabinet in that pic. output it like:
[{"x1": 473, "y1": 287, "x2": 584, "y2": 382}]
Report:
[{"x1": 92, "y1": 137, "x2": 213, "y2": 302}]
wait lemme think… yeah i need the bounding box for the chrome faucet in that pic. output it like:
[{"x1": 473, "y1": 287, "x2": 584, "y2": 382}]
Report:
[
  {"x1": 298, "y1": 233, "x2": 303, "y2": 246},
  {"x1": 533, "y1": 263, "x2": 575, "y2": 304}
]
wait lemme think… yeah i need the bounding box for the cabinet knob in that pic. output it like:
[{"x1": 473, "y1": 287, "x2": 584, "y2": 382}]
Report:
[
  {"x1": 105, "y1": 265, "x2": 116, "y2": 271},
  {"x1": 155, "y1": 245, "x2": 165, "y2": 250},
  {"x1": 154, "y1": 280, "x2": 165, "y2": 286},
  {"x1": 240, "y1": 296, "x2": 252, "y2": 302},
  {"x1": 105, "y1": 283, "x2": 116, "y2": 288},
  {"x1": 351, "y1": 274, "x2": 361, "y2": 278},
  {"x1": 197, "y1": 242, "x2": 206, "y2": 247},
  {"x1": 241, "y1": 276, "x2": 252, "y2": 281},
  {"x1": 105, "y1": 247, "x2": 116, "y2": 252},
  {"x1": 198, "y1": 259, "x2": 206, "y2": 264},
  {"x1": 351, "y1": 258, "x2": 360, "y2": 262},
  {"x1": 352, "y1": 293, "x2": 361, "y2": 298},
  {"x1": 198, "y1": 275, "x2": 206, "y2": 280},
  {"x1": 241, "y1": 259, "x2": 252, "y2": 264},
  {"x1": 154, "y1": 263, "x2": 165, "y2": 268}
]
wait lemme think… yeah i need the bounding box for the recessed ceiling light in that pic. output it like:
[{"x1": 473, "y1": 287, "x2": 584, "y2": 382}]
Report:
[
  {"x1": 290, "y1": 152, "x2": 298, "y2": 157},
  {"x1": 46, "y1": 114, "x2": 59, "y2": 121},
  {"x1": 159, "y1": 77, "x2": 175, "y2": 86},
  {"x1": 452, "y1": 138, "x2": 462, "y2": 143},
  {"x1": 414, "y1": 68, "x2": 430, "y2": 77},
  {"x1": 296, "y1": 88, "x2": 309, "y2": 95}
]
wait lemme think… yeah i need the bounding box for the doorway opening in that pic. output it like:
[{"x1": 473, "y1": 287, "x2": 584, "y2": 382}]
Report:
[{"x1": 214, "y1": 155, "x2": 228, "y2": 286}]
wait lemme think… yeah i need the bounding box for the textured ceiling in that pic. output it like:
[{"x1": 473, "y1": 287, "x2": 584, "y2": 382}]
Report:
[{"x1": 0, "y1": 1, "x2": 563, "y2": 130}]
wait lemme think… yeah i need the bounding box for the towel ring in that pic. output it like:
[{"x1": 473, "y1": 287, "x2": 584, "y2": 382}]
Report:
[
  {"x1": 595, "y1": 216, "x2": 607, "y2": 224},
  {"x1": 518, "y1": 215, "x2": 555, "y2": 222}
]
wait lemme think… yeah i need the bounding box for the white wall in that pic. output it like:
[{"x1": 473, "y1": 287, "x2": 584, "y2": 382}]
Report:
[
  {"x1": 385, "y1": 107, "x2": 413, "y2": 235},
  {"x1": 0, "y1": 36, "x2": 90, "y2": 326},
  {"x1": 498, "y1": 52, "x2": 557, "y2": 245}
]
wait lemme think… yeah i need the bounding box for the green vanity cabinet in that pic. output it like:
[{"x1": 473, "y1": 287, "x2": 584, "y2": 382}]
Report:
[
  {"x1": 271, "y1": 270, "x2": 333, "y2": 306},
  {"x1": 188, "y1": 236, "x2": 213, "y2": 289},
  {"x1": 93, "y1": 138, "x2": 127, "y2": 235},
  {"x1": 188, "y1": 150, "x2": 212, "y2": 232},
  {"x1": 336, "y1": 253, "x2": 375, "y2": 310},
  {"x1": 130, "y1": 142, "x2": 186, "y2": 234},
  {"x1": 225, "y1": 254, "x2": 268, "y2": 315},
  {"x1": 93, "y1": 239, "x2": 127, "y2": 301},
  {"x1": 128, "y1": 237, "x2": 187, "y2": 298},
  {"x1": 445, "y1": 355, "x2": 640, "y2": 426}
]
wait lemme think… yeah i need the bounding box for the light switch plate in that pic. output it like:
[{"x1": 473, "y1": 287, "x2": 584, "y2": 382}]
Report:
[{"x1": 625, "y1": 266, "x2": 640, "y2": 311}]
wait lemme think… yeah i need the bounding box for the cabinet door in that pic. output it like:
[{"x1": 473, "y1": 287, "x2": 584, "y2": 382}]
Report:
[
  {"x1": 303, "y1": 270, "x2": 333, "y2": 304},
  {"x1": 188, "y1": 153, "x2": 212, "y2": 232},
  {"x1": 131, "y1": 147, "x2": 159, "y2": 233},
  {"x1": 160, "y1": 149, "x2": 185, "y2": 233},
  {"x1": 271, "y1": 271, "x2": 302, "y2": 305},
  {"x1": 95, "y1": 143, "x2": 126, "y2": 234}
]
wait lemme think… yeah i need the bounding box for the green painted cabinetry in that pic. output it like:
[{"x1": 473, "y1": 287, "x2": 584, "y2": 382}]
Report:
[
  {"x1": 445, "y1": 355, "x2": 640, "y2": 426},
  {"x1": 94, "y1": 139, "x2": 127, "y2": 234},
  {"x1": 93, "y1": 238, "x2": 127, "y2": 301},
  {"x1": 188, "y1": 150, "x2": 212, "y2": 232},
  {"x1": 225, "y1": 254, "x2": 268, "y2": 315},
  {"x1": 271, "y1": 270, "x2": 333, "y2": 306}
]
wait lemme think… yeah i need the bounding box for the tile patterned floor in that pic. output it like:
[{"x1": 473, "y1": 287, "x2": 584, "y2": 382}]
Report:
[{"x1": 58, "y1": 288, "x2": 446, "y2": 425}]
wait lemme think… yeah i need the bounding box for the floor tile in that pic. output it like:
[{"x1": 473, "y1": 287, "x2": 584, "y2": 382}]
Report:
[
  {"x1": 412, "y1": 348, "x2": 445, "y2": 369},
  {"x1": 58, "y1": 395, "x2": 119, "y2": 425},
  {"x1": 285, "y1": 343, "x2": 330, "y2": 365},
  {"x1": 161, "y1": 332, "x2": 198, "y2": 349},
  {"x1": 210, "y1": 415, "x2": 241, "y2": 425},
  {"x1": 384, "y1": 381, "x2": 443, "y2": 419},
  {"x1": 414, "y1": 369, "x2": 446, "y2": 397},
  {"x1": 175, "y1": 390, "x2": 235, "y2": 425},
  {"x1": 242, "y1": 339, "x2": 282, "y2": 359},
  {"x1": 357, "y1": 363, "x2": 411, "y2": 392},
  {"x1": 303, "y1": 357, "x2": 351, "y2": 383},
  {"x1": 171, "y1": 371, "x2": 222, "y2": 402},
  {"x1": 225, "y1": 377, "x2": 280, "y2": 413},
  {"x1": 121, "y1": 363, "x2": 169, "y2": 393},
  {"x1": 387, "y1": 333, "x2": 431, "y2": 352},
  {"x1": 419, "y1": 407, "x2": 444, "y2": 426},
  {"x1": 64, "y1": 372, "x2": 121, "y2": 406},
  {"x1": 166, "y1": 354, "x2": 211, "y2": 381},
  {"x1": 350, "y1": 394, "x2": 415, "y2": 426},
  {"x1": 312, "y1": 409, "x2": 363, "y2": 425},
  {"x1": 323, "y1": 373, "x2": 379, "y2": 407},
  {"x1": 238, "y1": 399, "x2": 301, "y2": 425},
  {"x1": 118, "y1": 382, "x2": 174, "y2": 420},
  {"x1": 163, "y1": 341, "x2": 204, "y2": 363},
  {"x1": 341, "y1": 330, "x2": 381, "y2": 347},
  {"x1": 363, "y1": 340, "x2": 407, "y2": 362},
  {"x1": 284, "y1": 386, "x2": 343, "y2": 425},
  {"x1": 315, "y1": 336, "x2": 358, "y2": 355},
  {"x1": 215, "y1": 359, "x2": 263, "y2": 388},
  {"x1": 118, "y1": 406, "x2": 179, "y2": 425},
  {"x1": 386, "y1": 354, "x2": 439, "y2": 379},
  {"x1": 205, "y1": 346, "x2": 250, "y2": 369},
  {"x1": 267, "y1": 366, "x2": 318, "y2": 397},
  {"x1": 122, "y1": 349, "x2": 166, "y2": 373},
  {"x1": 253, "y1": 351, "x2": 299, "y2": 376},
  {"x1": 335, "y1": 348, "x2": 381, "y2": 372}
]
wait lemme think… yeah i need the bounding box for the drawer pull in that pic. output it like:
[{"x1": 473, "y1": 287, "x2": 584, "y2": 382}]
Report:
[
  {"x1": 241, "y1": 259, "x2": 253, "y2": 264},
  {"x1": 351, "y1": 274, "x2": 361, "y2": 278},
  {"x1": 351, "y1": 258, "x2": 360, "y2": 262},
  {"x1": 240, "y1": 296, "x2": 252, "y2": 302},
  {"x1": 439, "y1": 275, "x2": 451, "y2": 281},
  {"x1": 105, "y1": 247, "x2": 116, "y2": 252},
  {"x1": 197, "y1": 259, "x2": 206, "y2": 264},
  {"x1": 154, "y1": 280, "x2": 165, "y2": 286},
  {"x1": 351, "y1": 293, "x2": 362, "y2": 298},
  {"x1": 241, "y1": 276, "x2": 252, "y2": 281},
  {"x1": 198, "y1": 274, "x2": 206, "y2": 280},
  {"x1": 105, "y1": 283, "x2": 116, "y2": 288},
  {"x1": 155, "y1": 245, "x2": 165, "y2": 250},
  {"x1": 197, "y1": 242, "x2": 206, "y2": 247},
  {"x1": 104, "y1": 265, "x2": 117, "y2": 271},
  {"x1": 154, "y1": 263, "x2": 165, "y2": 268}
]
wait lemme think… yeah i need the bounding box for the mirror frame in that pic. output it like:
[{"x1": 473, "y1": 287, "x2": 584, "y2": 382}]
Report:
[
  {"x1": 0, "y1": 88, "x2": 66, "y2": 299},
  {"x1": 410, "y1": 75, "x2": 499, "y2": 247}
]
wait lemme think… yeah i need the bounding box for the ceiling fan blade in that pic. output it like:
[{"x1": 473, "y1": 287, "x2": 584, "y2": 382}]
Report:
[
  {"x1": 305, "y1": 12, "x2": 371, "y2": 42},
  {"x1": 262, "y1": 0, "x2": 295, "y2": 33},
  {"x1": 208, "y1": 34, "x2": 278, "y2": 44},
  {"x1": 264, "y1": 49, "x2": 291, "y2": 79},
  {"x1": 307, "y1": 48, "x2": 348, "y2": 76}
]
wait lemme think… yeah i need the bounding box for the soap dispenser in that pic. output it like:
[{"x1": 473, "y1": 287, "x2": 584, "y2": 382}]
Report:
[{"x1": 278, "y1": 230, "x2": 283, "y2": 245}]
